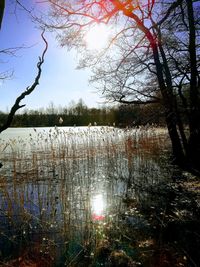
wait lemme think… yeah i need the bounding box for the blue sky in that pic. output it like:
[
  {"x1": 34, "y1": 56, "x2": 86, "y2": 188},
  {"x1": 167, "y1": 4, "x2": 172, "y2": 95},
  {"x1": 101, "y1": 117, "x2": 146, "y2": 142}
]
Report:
[{"x1": 0, "y1": 0, "x2": 103, "y2": 112}]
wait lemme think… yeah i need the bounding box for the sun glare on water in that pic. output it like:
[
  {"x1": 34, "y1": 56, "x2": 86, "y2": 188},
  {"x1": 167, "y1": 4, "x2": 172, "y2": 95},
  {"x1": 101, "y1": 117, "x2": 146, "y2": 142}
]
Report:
[
  {"x1": 85, "y1": 24, "x2": 110, "y2": 50},
  {"x1": 91, "y1": 194, "x2": 105, "y2": 220}
]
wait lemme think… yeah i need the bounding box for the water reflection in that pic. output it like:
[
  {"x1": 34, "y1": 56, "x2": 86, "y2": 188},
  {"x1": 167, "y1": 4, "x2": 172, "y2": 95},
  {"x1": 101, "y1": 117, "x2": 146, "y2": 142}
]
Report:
[{"x1": 91, "y1": 194, "x2": 105, "y2": 221}]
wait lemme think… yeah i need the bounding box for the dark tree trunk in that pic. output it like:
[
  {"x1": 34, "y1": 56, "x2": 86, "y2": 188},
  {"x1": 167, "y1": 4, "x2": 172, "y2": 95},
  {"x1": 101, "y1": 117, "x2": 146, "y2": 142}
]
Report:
[
  {"x1": 112, "y1": 0, "x2": 199, "y2": 171},
  {"x1": 157, "y1": 41, "x2": 186, "y2": 161},
  {"x1": 186, "y1": 0, "x2": 200, "y2": 170},
  {"x1": 0, "y1": 0, "x2": 5, "y2": 29},
  {"x1": 122, "y1": 8, "x2": 186, "y2": 165},
  {"x1": 150, "y1": 40, "x2": 185, "y2": 165}
]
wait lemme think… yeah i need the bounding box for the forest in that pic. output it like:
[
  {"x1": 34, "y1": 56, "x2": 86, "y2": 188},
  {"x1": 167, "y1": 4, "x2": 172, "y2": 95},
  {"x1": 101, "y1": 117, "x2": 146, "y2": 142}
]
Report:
[{"x1": 0, "y1": 100, "x2": 165, "y2": 127}]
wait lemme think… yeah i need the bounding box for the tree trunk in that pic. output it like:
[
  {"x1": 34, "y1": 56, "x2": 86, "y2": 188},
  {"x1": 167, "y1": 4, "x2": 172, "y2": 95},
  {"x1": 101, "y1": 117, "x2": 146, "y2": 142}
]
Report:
[
  {"x1": 123, "y1": 8, "x2": 186, "y2": 165},
  {"x1": 150, "y1": 40, "x2": 185, "y2": 165},
  {"x1": 158, "y1": 40, "x2": 188, "y2": 163},
  {"x1": 112, "y1": 0, "x2": 198, "y2": 170},
  {"x1": 0, "y1": 0, "x2": 5, "y2": 29},
  {"x1": 186, "y1": 0, "x2": 200, "y2": 170}
]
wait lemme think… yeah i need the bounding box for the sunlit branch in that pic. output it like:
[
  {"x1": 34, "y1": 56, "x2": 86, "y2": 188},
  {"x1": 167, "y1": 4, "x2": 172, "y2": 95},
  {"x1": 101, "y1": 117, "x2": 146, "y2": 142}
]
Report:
[{"x1": 47, "y1": 0, "x2": 115, "y2": 23}]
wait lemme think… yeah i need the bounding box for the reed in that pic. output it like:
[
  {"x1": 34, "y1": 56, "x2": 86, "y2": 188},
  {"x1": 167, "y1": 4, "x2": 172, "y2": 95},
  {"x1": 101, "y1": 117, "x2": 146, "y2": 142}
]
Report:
[{"x1": 0, "y1": 126, "x2": 177, "y2": 266}]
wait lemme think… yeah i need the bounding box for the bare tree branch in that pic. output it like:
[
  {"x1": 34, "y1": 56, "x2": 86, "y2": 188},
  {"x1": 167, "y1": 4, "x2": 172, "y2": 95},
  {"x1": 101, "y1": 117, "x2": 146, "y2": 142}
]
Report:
[
  {"x1": 156, "y1": 0, "x2": 184, "y2": 27},
  {"x1": 118, "y1": 94, "x2": 159, "y2": 105},
  {"x1": 0, "y1": 31, "x2": 48, "y2": 133}
]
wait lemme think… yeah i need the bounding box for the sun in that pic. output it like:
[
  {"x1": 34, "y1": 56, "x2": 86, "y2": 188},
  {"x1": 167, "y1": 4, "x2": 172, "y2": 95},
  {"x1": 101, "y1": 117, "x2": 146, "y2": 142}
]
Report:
[{"x1": 85, "y1": 24, "x2": 110, "y2": 50}]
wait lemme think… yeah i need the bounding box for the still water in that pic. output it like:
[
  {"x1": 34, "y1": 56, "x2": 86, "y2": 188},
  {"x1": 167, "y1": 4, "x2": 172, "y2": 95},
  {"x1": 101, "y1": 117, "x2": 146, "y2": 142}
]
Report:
[{"x1": 0, "y1": 126, "x2": 190, "y2": 266}]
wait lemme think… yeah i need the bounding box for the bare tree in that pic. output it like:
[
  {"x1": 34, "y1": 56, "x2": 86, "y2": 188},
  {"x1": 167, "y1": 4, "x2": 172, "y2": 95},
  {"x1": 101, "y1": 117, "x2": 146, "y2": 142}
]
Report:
[{"x1": 45, "y1": 0, "x2": 200, "y2": 172}]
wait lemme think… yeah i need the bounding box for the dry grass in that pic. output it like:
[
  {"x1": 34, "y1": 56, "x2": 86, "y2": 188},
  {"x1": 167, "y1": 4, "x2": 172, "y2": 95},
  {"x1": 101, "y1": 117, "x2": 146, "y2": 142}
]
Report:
[{"x1": 0, "y1": 126, "x2": 172, "y2": 266}]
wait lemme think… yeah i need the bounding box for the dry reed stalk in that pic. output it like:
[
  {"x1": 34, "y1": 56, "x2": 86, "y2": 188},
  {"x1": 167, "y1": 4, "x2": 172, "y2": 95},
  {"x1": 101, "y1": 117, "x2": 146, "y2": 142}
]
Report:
[{"x1": 0, "y1": 126, "x2": 170, "y2": 266}]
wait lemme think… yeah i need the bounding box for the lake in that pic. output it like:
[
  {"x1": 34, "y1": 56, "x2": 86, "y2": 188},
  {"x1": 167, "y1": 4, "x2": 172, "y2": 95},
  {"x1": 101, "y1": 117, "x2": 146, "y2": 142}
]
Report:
[{"x1": 0, "y1": 126, "x2": 198, "y2": 266}]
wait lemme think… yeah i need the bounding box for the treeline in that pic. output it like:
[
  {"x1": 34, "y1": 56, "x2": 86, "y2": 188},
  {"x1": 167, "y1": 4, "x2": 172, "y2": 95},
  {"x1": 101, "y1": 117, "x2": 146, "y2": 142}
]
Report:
[{"x1": 0, "y1": 99, "x2": 165, "y2": 127}]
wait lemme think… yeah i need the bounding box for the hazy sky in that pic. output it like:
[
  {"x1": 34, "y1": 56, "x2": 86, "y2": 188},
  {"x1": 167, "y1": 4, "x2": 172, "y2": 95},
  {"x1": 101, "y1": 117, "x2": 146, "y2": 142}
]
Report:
[{"x1": 0, "y1": 0, "x2": 103, "y2": 112}]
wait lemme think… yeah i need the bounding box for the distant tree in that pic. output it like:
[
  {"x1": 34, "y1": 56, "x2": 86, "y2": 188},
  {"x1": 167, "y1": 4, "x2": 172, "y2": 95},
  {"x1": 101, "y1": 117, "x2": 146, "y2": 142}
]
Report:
[
  {"x1": 115, "y1": 104, "x2": 141, "y2": 127},
  {"x1": 75, "y1": 98, "x2": 87, "y2": 116},
  {"x1": 45, "y1": 0, "x2": 200, "y2": 172},
  {"x1": 46, "y1": 101, "x2": 56, "y2": 115}
]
